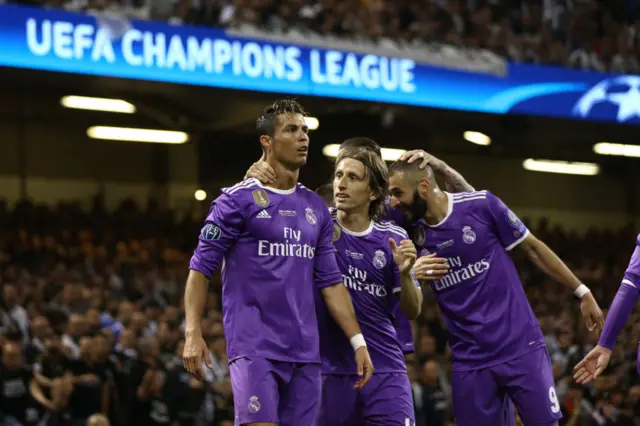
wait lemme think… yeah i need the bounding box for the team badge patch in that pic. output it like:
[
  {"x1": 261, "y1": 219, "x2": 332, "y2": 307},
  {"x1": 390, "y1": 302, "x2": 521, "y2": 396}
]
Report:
[
  {"x1": 305, "y1": 207, "x2": 317, "y2": 225},
  {"x1": 332, "y1": 223, "x2": 341, "y2": 242},
  {"x1": 373, "y1": 250, "x2": 387, "y2": 269},
  {"x1": 248, "y1": 395, "x2": 261, "y2": 413},
  {"x1": 412, "y1": 226, "x2": 425, "y2": 247},
  {"x1": 200, "y1": 223, "x2": 221, "y2": 241},
  {"x1": 252, "y1": 189, "x2": 269, "y2": 207},
  {"x1": 462, "y1": 226, "x2": 476, "y2": 244}
]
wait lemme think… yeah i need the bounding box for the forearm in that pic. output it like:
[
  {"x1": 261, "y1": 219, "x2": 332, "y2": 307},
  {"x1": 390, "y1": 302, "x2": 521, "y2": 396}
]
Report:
[
  {"x1": 184, "y1": 270, "x2": 209, "y2": 336},
  {"x1": 526, "y1": 238, "x2": 581, "y2": 291},
  {"x1": 34, "y1": 372, "x2": 52, "y2": 387},
  {"x1": 321, "y1": 284, "x2": 362, "y2": 339},
  {"x1": 398, "y1": 273, "x2": 422, "y2": 319},
  {"x1": 598, "y1": 283, "x2": 639, "y2": 349},
  {"x1": 29, "y1": 382, "x2": 55, "y2": 411},
  {"x1": 432, "y1": 160, "x2": 474, "y2": 193}
]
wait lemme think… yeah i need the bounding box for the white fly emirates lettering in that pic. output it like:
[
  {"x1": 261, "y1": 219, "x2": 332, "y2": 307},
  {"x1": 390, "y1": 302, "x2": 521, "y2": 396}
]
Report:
[
  {"x1": 24, "y1": 18, "x2": 417, "y2": 94},
  {"x1": 258, "y1": 227, "x2": 315, "y2": 259},
  {"x1": 433, "y1": 256, "x2": 490, "y2": 291},
  {"x1": 342, "y1": 265, "x2": 387, "y2": 297}
]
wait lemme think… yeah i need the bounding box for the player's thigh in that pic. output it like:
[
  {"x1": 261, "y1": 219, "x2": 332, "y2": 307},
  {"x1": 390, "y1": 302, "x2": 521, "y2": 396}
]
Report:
[
  {"x1": 498, "y1": 348, "x2": 563, "y2": 426},
  {"x1": 361, "y1": 373, "x2": 415, "y2": 426},
  {"x1": 278, "y1": 363, "x2": 322, "y2": 426},
  {"x1": 229, "y1": 357, "x2": 279, "y2": 425},
  {"x1": 451, "y1": 367, "x2": 514, "y2": 426},
  {"x1": 316, "y1": 375, "x2": 361, "y2": 426}
]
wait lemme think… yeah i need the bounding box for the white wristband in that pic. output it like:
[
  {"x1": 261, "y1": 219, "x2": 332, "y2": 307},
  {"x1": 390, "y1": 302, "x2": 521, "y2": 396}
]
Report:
[
  {"x1": 573, "y1": 284, "x2": 591, "y2": 299},
  {"x1": 350, "y1": 333, "x2": 366, "y2": 351}
]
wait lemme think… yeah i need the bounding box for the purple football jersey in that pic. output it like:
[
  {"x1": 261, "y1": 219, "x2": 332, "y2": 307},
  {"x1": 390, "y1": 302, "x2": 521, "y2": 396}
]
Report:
[
  {"x1": 623, "y1": 234, "x2": 640, "y2": 287},
  {"x1": 393, "y1": 308, "x2": 415, "y2": 354},
  {"x1": 317, "y1": 209, "x2": 420, "y2": 374},
  {"x1": 189, "y1": 179, "x2": 342, "y2": 364},
  {"x1": 411, "y1": 190, "x2": 544, "y2": 371}
]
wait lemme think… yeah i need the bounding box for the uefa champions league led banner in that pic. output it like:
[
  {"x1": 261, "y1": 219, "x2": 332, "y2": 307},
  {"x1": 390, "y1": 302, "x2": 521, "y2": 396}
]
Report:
[{"x1": 1, "y1": 4, "x2": 640, "y2": 124}]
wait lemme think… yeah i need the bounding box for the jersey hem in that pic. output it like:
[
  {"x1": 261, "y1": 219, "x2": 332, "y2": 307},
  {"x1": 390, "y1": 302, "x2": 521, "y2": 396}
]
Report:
[
  {"x1": 229, "y1": 354, "x2": 321, "y2": 364},
  {"x1": 505, "y1": 228, "x2": 530, "y2": 251},
  {"x1": 317, "y1": 279, "x2": 344, "y2": 290},
  {"x1": 321, "y1": 369, "x2": 408, "y2": 375},
  {"x1": 450, "y1": 341, "x2": 545, "y2": 372},
  {"x1": 189, "y1": 266, "x2": 212, "y2": 279}
]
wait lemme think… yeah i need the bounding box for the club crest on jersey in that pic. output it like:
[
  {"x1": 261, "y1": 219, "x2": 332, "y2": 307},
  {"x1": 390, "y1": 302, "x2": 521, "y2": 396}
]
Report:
[
  {"x1": 462, "y1": 226, "x2": 476, "y2": 244},
  {"x1": 373, "y1": 250, "x2": 387, "y2": 269},
  {"x1": 248, "y1": 396, "x2": 261, "y2": 413},
  {"x1": 305, "y1": 207, "x2": 317, "y2": 225},
  {"x1": 201, "y1": 224, "x2": 221, "y2": 241},
  {"x1": 332, "y1": 223, "x2": 341, "y2": 242},
  {"x1": 412, "y1": 226, "x2": 425, "y2": 247},
  {"x1": 252, "y1": 189, "x2": 269, "y2": 208}
]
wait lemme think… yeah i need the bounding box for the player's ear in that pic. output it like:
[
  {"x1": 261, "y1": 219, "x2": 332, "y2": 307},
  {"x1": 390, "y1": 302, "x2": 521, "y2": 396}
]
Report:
[
  {"x1": 417, "y1": 178, "x2": 430, "y2": 198},
  {"x1": 259, "y1": 135, "x2": 272, "y2": 153}
]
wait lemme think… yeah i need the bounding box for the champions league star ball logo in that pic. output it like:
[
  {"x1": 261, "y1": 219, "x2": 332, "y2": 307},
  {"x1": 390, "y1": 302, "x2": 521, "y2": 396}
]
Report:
[
  {"x1": 573, "y1": 76, "x2": 640, "y2": 122},
  {"x1": 507, "y1": 210, "x2": 520, "y2": 227},
  {"x1": 248, "y1": 396, "x2": 261, "y2": 413},
  {"x1": 305, "y1": 208, "x2": 317, "y2": 225},
  {"x1": 373, "y1": 250, "x2": 387, "y2": 269},
  {"x1": 462, "y1": 226, "x2": 476, "y2": 244}
]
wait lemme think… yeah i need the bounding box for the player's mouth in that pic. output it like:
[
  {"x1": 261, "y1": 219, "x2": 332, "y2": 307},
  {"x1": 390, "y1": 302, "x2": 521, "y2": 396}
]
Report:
[{"x1": 335, "y1": 193, "x2": 349, "y2": 200}]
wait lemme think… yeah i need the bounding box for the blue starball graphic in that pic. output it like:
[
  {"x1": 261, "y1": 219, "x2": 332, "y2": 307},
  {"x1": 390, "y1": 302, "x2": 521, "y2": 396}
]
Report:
[{"x1": 573, "y1": 76, "x2": 640, "y2": 123}]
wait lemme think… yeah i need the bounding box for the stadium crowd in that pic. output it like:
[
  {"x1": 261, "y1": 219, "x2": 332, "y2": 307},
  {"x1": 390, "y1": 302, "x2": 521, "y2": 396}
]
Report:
[
  {"x1": 4, "y1": 0, "x2": 640, "y2": 73},
  {"x1": 0, "y1": 195, "x2": 637, "y2": 426}
]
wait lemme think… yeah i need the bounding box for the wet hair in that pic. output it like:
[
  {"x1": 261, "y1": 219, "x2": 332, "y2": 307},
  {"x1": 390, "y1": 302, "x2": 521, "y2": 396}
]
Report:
[
  {"x1": 256, "y1": 99, "x2": 307, "y2": 137},
  {"x1": 335, "y1": 146, "x2": 389, "y2": 220}
]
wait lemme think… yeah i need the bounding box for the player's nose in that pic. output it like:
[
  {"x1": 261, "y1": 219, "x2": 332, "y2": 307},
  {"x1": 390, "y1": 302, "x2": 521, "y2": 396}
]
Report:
[{"x1": 389, "y1": 196, "x2": 400, "y2": 208}]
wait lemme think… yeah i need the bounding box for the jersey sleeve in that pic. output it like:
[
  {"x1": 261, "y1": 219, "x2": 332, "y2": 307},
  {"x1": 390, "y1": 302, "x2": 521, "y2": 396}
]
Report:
[
  {"x1": 388, "y1": 227, "x2": 420, "y2": 295},
  {"x1": 484, "y1": 191, "x2": 529, "y2": 251},
  {"x1": 313, "y1": 210, "x2": 343, "y2": 289},
  {"x1": 189, "y1": 192, "x2": 244, "y2": 278},
  {"x1": 623, "y1": 235, "x2": 640, "y2": 288}
]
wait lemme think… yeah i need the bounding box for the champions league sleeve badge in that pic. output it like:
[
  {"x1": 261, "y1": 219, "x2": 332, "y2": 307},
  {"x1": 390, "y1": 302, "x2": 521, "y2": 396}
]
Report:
[
  {"x1": 373, "y1": 250, "x2": 387, "y2": 269},
  {"x1": 201, "y1": 223, "x2": 221, "y2": 241},
  {"x1": 507, "y1": 209, "x2": 521, "y2": 227},
  {"x1": 462, "y1": 226, "x2": 476, "y2": 244},
  {"x1": 305, "y1": 207, "x2": 317, "y2": 225}
]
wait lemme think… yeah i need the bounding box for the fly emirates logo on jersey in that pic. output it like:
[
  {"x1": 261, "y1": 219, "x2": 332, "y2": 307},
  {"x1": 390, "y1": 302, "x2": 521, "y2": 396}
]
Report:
[
  {"x1": 433, "y1": 255, "x2": 490, "y2": 291},
  {"x1": 342, "y1": 265, "x2": 387, "y2": 297},
  {"x1": 257, "y1": 227, "x2": 316, "y2": 259}
]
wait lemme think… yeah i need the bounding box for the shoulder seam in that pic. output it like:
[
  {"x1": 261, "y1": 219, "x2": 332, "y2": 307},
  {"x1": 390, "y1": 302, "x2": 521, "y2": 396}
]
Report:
[
  {"x1": 222, "y1": 179, "x2": 259, "y2": 195},
  {"x1": 374, "y1": 222, "x2": 408, "y2": 238}
]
